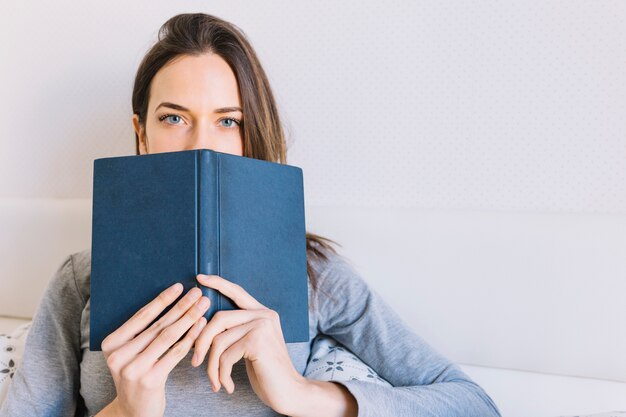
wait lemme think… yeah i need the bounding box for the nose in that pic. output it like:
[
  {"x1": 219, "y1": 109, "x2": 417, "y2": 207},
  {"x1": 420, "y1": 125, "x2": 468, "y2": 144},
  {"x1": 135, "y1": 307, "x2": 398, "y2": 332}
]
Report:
[{"x1": 187, "y1": 119, "x2": 218, "y2": 151}]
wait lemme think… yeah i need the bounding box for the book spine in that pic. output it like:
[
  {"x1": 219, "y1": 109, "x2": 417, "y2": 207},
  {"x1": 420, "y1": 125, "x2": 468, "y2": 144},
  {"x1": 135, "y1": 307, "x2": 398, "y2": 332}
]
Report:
[{"x1": 198, "y1": 150, "x2": 220, "y2": 320}]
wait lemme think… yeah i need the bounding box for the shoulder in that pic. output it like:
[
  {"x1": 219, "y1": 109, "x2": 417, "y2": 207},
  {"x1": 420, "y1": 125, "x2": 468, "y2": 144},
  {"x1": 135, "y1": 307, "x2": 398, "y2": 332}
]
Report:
[
  {"x1": 308, "y1": 239, "x2": 359, "y2": 281},
  {"x1": 308, "y1": 241, "x2": 368, "y2": 291},
  {"x1": 67, "y1": 247, "x2": 91, "y2": 304},
  {"x1": 32, "y1": 248, "x2": 90, "y2": 319},
  {"x1": 307, "y1": 242, "x2": 372, "y2": 315}
]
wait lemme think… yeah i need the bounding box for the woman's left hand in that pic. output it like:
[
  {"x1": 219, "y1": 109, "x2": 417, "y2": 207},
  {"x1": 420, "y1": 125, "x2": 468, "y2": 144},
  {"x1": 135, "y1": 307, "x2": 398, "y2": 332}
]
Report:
[{"x1": 191, "y1": 274, "x2": 307, "y2": 415}]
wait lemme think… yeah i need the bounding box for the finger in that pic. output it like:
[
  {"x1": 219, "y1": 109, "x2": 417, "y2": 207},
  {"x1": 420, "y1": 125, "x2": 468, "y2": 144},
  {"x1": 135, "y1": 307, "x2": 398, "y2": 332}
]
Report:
[
  {"x1": 139, "y1": 296, "x2": 211, "y2": 367},
  {"x1": 192, "y1": 309, "x2": 275, "y2": 367},
  {"x1": 107, "y1": 287, "x2": 204, "y2": 366},
  {"x1": 204, "y1": 321, "x2": 256, "y2": 391},
  {"x1": 218, "y1": 335, "x2": 252, "y2": 394},
  {"x1": 101, "y1": 282, "x2": 184, "y2": 353},
  {"x1": 196, "y1": 274, "x2": 266, "y2": 310},
  {"x1": 151, "y1": 316, "x2": 208, "y2": 380}
]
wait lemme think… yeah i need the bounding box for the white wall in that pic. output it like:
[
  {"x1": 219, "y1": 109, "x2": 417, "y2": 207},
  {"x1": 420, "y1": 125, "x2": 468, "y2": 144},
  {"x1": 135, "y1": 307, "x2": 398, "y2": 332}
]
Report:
[{"x1": 1, "y1": 1, "x2": 624, "y2": 211}]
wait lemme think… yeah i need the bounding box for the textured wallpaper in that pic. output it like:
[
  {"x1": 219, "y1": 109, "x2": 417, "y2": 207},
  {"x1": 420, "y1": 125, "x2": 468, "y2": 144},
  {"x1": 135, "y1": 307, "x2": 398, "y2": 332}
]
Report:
[{"x1": 1, "y1": 0, "x2": 625, "y2": 213}]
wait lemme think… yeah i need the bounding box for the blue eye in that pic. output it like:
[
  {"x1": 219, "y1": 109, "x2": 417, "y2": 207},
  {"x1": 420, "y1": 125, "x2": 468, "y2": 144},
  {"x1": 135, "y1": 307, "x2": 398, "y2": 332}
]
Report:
[
  {"x1": 219, "y1": 117, "x2": 241, "y2": 128},
  {"x1": 159, "y1": 114, "x2": 183, "y2": 125}
]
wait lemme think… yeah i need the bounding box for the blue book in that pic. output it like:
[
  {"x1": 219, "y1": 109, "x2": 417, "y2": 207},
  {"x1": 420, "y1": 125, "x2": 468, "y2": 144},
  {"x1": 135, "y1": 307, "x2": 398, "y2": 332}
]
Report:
[{"x1": 90, "y1": 149, "x2": 309, "y2": 351}]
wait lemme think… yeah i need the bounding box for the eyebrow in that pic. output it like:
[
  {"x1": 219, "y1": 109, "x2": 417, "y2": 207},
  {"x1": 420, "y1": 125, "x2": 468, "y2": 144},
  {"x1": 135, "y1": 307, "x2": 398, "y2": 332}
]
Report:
[{"x1": 154, "y1": 102, "x2": 243, "y2": 114}]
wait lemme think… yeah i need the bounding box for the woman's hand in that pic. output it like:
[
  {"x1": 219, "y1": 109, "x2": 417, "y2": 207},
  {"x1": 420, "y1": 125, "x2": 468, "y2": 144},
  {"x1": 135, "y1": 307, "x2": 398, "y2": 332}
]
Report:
[
  {"x1": 191, "y1": 274, "x2": 307, "y2": 415},
  {"x1": 99, "y1": 283, "x2": 211, "y2": 417}
]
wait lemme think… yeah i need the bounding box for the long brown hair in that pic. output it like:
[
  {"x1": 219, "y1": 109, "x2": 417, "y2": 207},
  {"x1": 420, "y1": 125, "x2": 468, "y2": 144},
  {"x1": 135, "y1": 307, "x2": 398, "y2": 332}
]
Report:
[{"x1": 131, "y1": 13, "x2": 339, "y2": 292}]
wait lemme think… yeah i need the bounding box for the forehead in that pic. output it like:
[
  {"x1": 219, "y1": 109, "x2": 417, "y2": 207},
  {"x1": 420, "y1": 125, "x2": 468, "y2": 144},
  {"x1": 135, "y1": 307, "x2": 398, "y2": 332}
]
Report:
[{"x1": 149, "y1": 53, "x2": 241, "y2": 110}]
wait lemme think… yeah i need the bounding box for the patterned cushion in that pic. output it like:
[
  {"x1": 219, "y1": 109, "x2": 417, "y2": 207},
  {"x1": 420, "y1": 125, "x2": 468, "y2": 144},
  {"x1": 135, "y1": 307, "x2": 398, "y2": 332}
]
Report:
[
  {"x1": 304, "y1": 334, "x2": 392, "y2": 386},
  {"x1": 0, "y1": 322, "x2": 31, "y2": 404}
]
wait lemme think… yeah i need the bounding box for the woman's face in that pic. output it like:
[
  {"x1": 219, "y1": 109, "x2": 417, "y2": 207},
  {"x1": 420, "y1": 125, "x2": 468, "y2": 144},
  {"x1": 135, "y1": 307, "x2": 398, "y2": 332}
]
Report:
[{"x1": 133, "y1": 53, "x2": 243, "y2": 156}]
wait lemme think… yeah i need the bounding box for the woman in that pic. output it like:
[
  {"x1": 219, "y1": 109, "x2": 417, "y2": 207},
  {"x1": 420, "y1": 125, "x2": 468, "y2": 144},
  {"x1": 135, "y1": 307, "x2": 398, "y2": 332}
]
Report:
[{"x1": 0, "y1": 13, "x2": 501, "y2": 417}]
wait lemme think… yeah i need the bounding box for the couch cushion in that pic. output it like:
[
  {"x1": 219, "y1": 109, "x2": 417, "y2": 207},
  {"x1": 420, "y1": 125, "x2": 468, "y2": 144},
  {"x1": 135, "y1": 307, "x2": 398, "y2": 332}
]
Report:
[
  {"x1": 0, "y1": 320, "x2": 31, "y2": 404},
  {"x1": 306, "y1": 205, "x2": 626, "y2": 382},
  {"x1": 460, "y1": 364, "x2": 626, "y2": 417}
]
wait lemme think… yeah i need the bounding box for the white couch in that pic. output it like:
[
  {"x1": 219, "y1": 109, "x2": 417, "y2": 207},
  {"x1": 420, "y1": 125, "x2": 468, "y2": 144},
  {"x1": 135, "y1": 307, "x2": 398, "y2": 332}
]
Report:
[{"x1": 1, "y1": 198, "x2": 625, "y2": 417}]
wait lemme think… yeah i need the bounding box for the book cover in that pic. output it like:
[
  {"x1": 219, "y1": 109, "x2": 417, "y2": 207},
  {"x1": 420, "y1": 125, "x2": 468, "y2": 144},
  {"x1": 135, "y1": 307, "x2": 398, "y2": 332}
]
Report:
[{"x1": 90, "y1": 149, "x2": 309, "y2": 351}]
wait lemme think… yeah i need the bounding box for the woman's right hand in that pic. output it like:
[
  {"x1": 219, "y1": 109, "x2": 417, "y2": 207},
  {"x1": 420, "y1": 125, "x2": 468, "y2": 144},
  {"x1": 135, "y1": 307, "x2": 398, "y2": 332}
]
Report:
[{"x1": 96, "y1": 282, "x2": 211, "y2": 417}]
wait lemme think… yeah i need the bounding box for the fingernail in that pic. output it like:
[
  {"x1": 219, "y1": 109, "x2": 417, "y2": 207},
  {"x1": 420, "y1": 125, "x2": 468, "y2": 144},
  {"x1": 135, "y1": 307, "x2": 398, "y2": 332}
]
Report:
[
  {"x1": 191, "y1": 353, "x2": 198, "y2": 366},
  {"x1": 169, "y1": 283, "x2": 182, "y2": 294}
]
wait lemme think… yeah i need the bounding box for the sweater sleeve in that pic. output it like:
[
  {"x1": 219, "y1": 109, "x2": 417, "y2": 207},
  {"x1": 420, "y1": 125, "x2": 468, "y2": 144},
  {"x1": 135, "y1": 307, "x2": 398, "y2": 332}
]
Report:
[
  {"x1": 0, "y1": 254, "x2": 86, "y2": 417},
  {"x1": 311, "y1": 252, "x2": 502, "y2": 417}
]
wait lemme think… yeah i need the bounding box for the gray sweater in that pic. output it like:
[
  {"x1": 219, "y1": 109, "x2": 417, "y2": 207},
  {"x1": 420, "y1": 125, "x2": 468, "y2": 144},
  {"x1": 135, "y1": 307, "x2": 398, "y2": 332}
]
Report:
[{"x1": 0, "y1": 247, "x2": 501, "y2": 417}]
